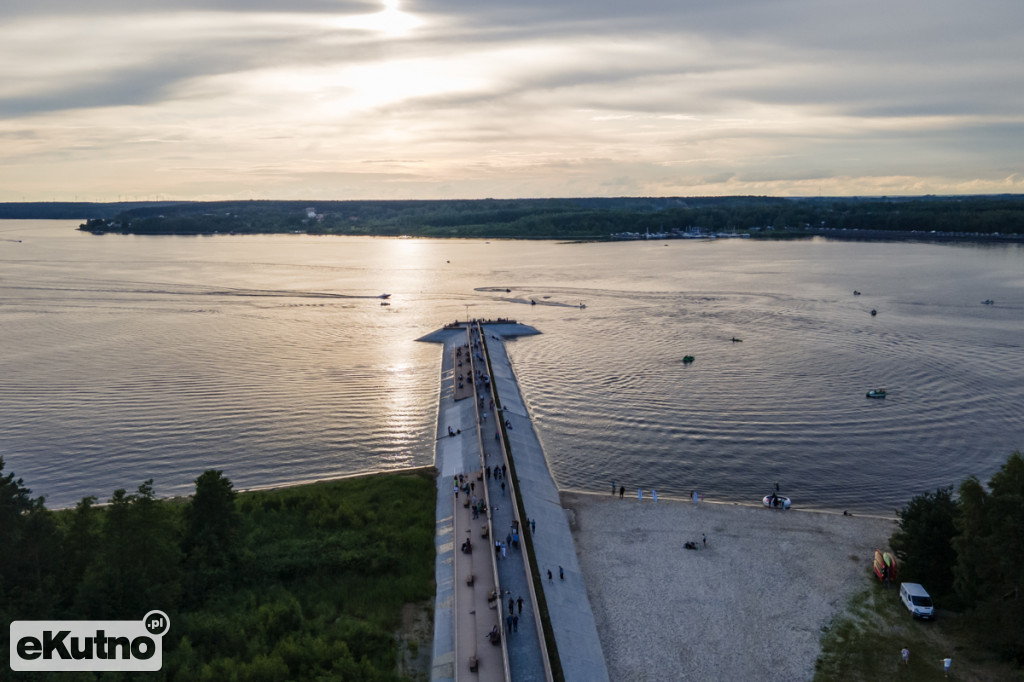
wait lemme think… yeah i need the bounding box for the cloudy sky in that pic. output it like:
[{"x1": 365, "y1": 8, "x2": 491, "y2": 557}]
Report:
[{"x1": 2, "y1": 0, "x2": 1022, "y2": 201}]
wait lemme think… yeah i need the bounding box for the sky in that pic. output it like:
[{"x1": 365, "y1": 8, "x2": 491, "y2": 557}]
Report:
[{"x1": 1, "y1": 0, "x2": 1023, "y2": 201}]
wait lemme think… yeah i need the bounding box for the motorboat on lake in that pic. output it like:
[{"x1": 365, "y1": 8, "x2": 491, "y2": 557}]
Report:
[{"x1": 866, "y1": 389, "x2": 886, "y2": 398}]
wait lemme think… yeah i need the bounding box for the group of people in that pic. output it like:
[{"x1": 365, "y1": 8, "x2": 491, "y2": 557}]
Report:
[
  {"x1": 899, "y1": 648, "x2": 953, "y2": 677},
  {"x1": 453, "y1": 473, "x2": 474, "y2": 499},
  {"x1": 612, "y1": 482, "x2": 698, "y2": 504},
  {"x1": 454, "y1": 329, "x2": 539, "y2": 657},
  {"x1": 446, "y1": 317, "x2": 516, "y2": 329}
]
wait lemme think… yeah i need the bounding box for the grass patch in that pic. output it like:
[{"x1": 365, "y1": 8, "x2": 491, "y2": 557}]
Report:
[{"x1": 815, "y1": 579, "x2": 1022, "y2": 681}]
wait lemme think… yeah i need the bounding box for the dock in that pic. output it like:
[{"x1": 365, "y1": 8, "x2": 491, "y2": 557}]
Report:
[{"x1": 422, "y1": 320, "x2": 609, "y2": 682}]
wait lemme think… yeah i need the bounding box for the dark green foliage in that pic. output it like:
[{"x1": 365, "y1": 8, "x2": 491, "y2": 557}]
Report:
[
  {"x1": 0, "y1": 457, "x2": 62, "y2": 624},
  {"x1": 888, "y1": 452, "x2": 1024, "y2": 666},
  {"x1": 62, "y1": 195, "x2": 1024, "y2": 239},
  {"x1": 76, "y1": 481, "x2": 184, "y2": 619},
  {"x1": 183, "y1": 470, "x2": 239, "y2": 603},
  {"x1": 0, "y1": 464, "x2": 436, "y2": 681},
  {"x1": 889, "y1": 486, "x2": 959, "y2": 598},
  {"x1": 953, "y1": 452, "x2": 1024, "y2": 662}
]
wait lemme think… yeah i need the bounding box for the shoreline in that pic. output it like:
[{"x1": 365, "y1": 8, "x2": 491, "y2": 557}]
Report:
[{"x1": 558, "y1": 485, "x2": 899, "y2": 522}]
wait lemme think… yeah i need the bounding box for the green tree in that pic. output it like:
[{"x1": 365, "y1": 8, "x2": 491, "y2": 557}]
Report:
[
  {"x1": 953, "y1": 452, "x2": 1024, "y2": 661},
  {"x1": 0, "y1": 457, "x2": 59, "y2": 617},
  {"x1": 889, "y1": 486, "x2": 959, "y2": 598},
  {"x1": 78, "y1": 481, "x2": 182, "y2": 618},
  {"x1": 59, "y1": 496, "x2": 100, "y2": 603},
  {"x1": 184, "y1": 470, "x2": 240, "y2": 602}
]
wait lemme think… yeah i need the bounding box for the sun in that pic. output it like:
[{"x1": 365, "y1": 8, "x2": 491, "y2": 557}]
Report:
[{"x1": 341, "y1": 0, "x2": 421, "y2": 36}]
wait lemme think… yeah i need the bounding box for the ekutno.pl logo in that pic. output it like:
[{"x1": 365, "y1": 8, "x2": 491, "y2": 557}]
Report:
[{"x1": 10, "y1": 610, "x2": 169, "y2": 672}]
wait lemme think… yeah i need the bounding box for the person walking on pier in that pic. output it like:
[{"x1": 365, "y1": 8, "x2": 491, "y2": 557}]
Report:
[
  {"x1": 619, "y1": 485, "x2": 625, "y2": 499},
  {"x1": 517, "y1": 596, "x2": 523, "y2": 614}
]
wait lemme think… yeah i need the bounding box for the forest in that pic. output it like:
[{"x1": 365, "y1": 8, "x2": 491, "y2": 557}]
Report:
[
  {"x1": 889, "y1": 450, "x2": 1024, "y2": 664},
  {"x1": 5, "y1": 195, "x2": 1024, "y2": 240},
  {"x1": 0, "y1": 460, "x2": 436, "y2": 681}
]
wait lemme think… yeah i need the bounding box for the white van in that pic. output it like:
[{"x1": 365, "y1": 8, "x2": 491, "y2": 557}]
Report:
[{"x1": 899, "y1": 582, "x2": 935, "y2": 620}]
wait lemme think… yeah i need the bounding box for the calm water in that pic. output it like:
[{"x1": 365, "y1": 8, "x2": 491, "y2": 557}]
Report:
[{"x1": 1, "y1": 220, "x2": 1022, "y2": 513}]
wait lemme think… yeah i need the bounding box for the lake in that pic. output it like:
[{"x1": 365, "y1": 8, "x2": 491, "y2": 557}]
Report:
[{"x1": 1, "y1": 220, "x2": 1021, "y2": 513}]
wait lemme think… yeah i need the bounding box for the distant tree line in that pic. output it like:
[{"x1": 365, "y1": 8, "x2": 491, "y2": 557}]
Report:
[
  {"x1": 889, "y1": 451, "x2": 1024, "y2": 664},
  {"x1": 0, "y1": 458, "x2": 435, "y2": 681},
  {"x1": 0, "y1": 202, "x2": 177, "y2": 220},
  {"x1": 52, "y1": 195, "x2": 1024, "y2": 239}
]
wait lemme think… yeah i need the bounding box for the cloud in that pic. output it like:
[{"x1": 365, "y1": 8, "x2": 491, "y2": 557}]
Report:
[{"x1": 0, "y1": 0, "x2": 1022, "y2": 199}]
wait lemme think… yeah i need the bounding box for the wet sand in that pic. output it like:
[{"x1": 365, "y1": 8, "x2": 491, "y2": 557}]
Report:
[{"x1": 564, "y1": 492, "x2": 896, "y2": 681}]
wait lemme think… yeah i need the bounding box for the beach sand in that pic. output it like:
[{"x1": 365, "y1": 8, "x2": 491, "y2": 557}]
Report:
[{"x1": 564, "y1": 492, "x2": 897, "y2": 681}]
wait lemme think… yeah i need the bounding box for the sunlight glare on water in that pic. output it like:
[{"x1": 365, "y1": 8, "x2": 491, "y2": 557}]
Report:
[{"x1": 0, "y1": 221, "x2": 1021, "y2": 513}]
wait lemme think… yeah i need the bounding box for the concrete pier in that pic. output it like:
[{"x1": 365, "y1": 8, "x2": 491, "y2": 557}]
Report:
[{"x1": 423, "y1": 321, "x2": 609, "y2": 682}]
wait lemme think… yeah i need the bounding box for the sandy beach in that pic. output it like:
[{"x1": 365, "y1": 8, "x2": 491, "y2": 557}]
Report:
[{"x1": 564, "y1": 492, "x2": 897, "y2": 681}]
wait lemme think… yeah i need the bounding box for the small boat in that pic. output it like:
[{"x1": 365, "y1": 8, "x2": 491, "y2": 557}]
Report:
[
  {"x1": 763, "y1": 493, "x2": 791, "y2": 510},
  {"x1": 853, "y1": 290, "x2": 861, "y2": 295},
  {"x1": 982, "y1": 299, "x2": 994, "y2": 305},
  {"x1": 579, "y1": 302, "x2": 586, "y2": 309},
  {"x1": 873, "y1": 549, "x2": 898, "y2": 583},
  {"x1": 380, "y1": 301, "x2": 390, "y2": 306},
  {"x1": 870, "y1": 309, "x2": 877, "y2": 316},
  {"x1": 530, "y1": 299, "x2": 536, "y2": 305},
  {"x1": 731, "y1": 337, "x2": 742, "y2": 343},
  {"x1": 866, "y1": 389, "x2": 886, "y2": 399},
  {"x1": 682, "y1": 355, "x2": 695, "y2": 364},
  {"x1": 379, "y1": 293, "x2": 391, "y2": 299}
]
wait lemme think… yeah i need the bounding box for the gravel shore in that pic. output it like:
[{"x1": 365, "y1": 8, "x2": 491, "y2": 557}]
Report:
[{"x1": 564, "y1": 492, "x2": 897, "y2": 681}]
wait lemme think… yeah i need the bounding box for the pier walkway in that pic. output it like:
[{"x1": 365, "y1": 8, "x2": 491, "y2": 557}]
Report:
[
  {"x1": 423, "y1": 321, "x2": 609, "y2": 682},
  {"x1": 427, "y1": 324, "x2": 507, "y2": 682}
]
